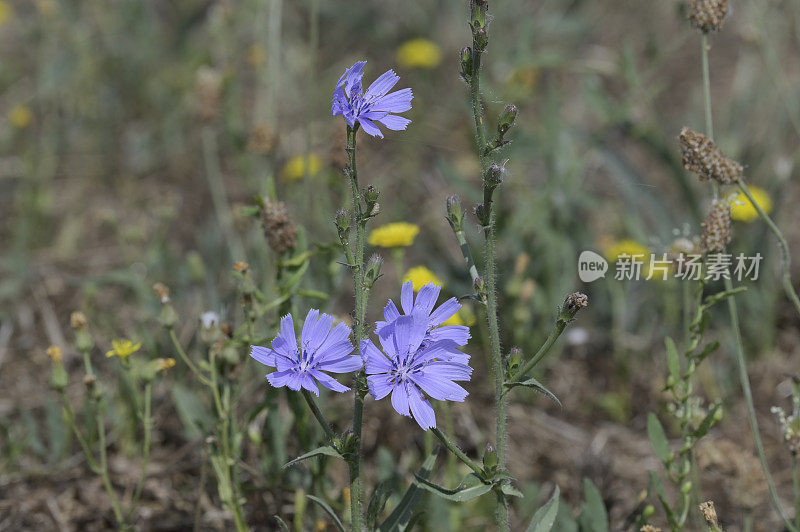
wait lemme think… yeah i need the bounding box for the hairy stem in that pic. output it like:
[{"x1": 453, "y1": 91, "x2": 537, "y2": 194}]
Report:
[
  {"x1": 345, "y1": 126, "x2": 366, "y2": 531},
  {"x1": 510, "y1": 318, "x2": 567, "y2": 384},
  {"x1": 736, "y1": 181, "x2": 800, "y2": 318},
  {"x1": 431, "y1": 427, "x2": 485, "y2": 479},
  {"x1": 301, "y1": 389, "x2": 336, "y2": 442}
]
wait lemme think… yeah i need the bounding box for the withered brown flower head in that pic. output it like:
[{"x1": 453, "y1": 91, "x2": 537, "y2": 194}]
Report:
[
  {"x1": 701, "y1": 200, "x2": 732, "y2": 253},
  {"x1": 688, "y1": 0, "x2": 731, "y2": 33},
  {"x1": 679, "y1": 127, "x2": 743, "y2": 185},
  {"x1": 70, "y1": 311, "x2": 88, "y2": 330},
  {"x1": 699, "y1": 501, "x2": 719, "y2": 527},
  {"x1": 261, "y1": 199, "x2": 297, "y2": 255}
]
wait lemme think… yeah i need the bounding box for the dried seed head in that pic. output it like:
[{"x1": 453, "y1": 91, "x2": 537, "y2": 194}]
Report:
[
  {"x1": 688, "y1": 0, "x2": 731, "y2": 33},
  {"x1": 640, "y1": 526, "x2": 661, "y2": 532},
  {"x1": 46, "y1": 345, "x2": 63, "y2": 364},
  {"x1": 152, "y1": 282, "x2": 170, "y2": 304},
  {"x1": 260, "y1": 200, "x2": 297, "y2": 255},
  {"x1": 70, "y1": 311, "x2": 87, "y2": 330},
  {"x1": 699, "y1": 501, "x2": 719, "y2": 527},
  {"x1": 233, "y1": 261, "x2": 249, "y2": 273},
  {"x1": 679, "y1": 127, "x2": 742, "y2": 184},
  {"x1": 195, "y1": 66, "x2": 222, "y2": 121},
  {"x1": 248, "y1": 124, "x2": 276, "y2": 155},
  {"x1": 701, "y1": 200, "x2": 732, "y2": 253}
]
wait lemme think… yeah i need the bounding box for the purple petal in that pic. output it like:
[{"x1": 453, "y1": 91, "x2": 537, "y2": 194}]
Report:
[
  {"x1": 413, "y1": 283, "x2": 441, "y2": 317},
  {"x1": 250, "y1": 345, "x2": 278, "y2": 367},
  {"x1": 300, "y1": 373, "x2": 320, "y2": 396},
  {"x1": 371, "y1": 88, "x2": 413, "y2": 114},
  {"x1": 357, "y1": 117, "x2": 383, "y2": 138},
  {"x1": 390, "y1": 382, "x2": 411, "y2": 417},
  {"x1": 267, "y1": 369, "x2": 296, "y2": 389},
  {"x1": 364, "y1": 69, "x2": 400, "y2": 100},
  {"x1": 314, "y1": 341, "x2": 355, "y2": 363},
  {"x1": 428, "y1": 298, "x2": 461, "y2": 326},
  {"x1": 279, "y1": 314, "x2": 297, "y2": 351},
  {"x1": 366, "y1": 374, "x2": 394, "y2": 400},
  {"x1": 376, "y1": 114, "x2": 411, "y2": 131},
  {"x1": 391, "y1": 315, "x2": 427, "y2": 358},
  {"x1": 305, "y1": 311, "x2": 334, "y2": 353},
  {"x1": 338, "y1": 61, "x2": 366, "y2": 98},
  {"x1": 400, "y1": 281, "x2": 414, "y2": 314},
  {"x1": 421, "y1": 360, "x2": 473, "y2": 381},
  {"x1": 360, "y1": 340, "x2": 393, "y2": 374},
  {"x1": 301, "y1": 309, "x2": 320, "y2": 344},
  {"x1": 409, "y1": 372, "x2": 468, "y2": 402},
  {"x1": 317, "y1": 322, "x2": 352, "y2": 354},
  {"x1": 316, "y1": 354, "x2": 363, "y2": 373},
  {"x1": 309, "y1": 370, "x2": 350, "y2": 393},
  {"x1": 428, "y1": 325, "x2": 470, "y2": 346},
  {"x1": 384, "y1": 300, "x2": 402, "y2": 323},
  {"x1": 408, "y1": 385, "x2": 436, "y2": 430}
]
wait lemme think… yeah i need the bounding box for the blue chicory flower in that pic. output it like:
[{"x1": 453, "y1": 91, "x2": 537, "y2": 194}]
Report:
[
  {"x1": 375, "y1": 281, "x2": 470, "y2": 359},
  {"x1": 250, "y1": 310, "x2": 362, "y2": 395},
  {"x1": 331, "y1": 61, "x2": 413, "y2": 138},
  {"x1": 361, "y1": 314, "x2": 473, "y2": 430}
]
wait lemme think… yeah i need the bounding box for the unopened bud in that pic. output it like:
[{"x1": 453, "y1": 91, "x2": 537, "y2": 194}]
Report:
[
  {"x1": 364, "y1": 254, "x2": 384, "y2": 290},
  {"x1": 473, "y1": 27, "x2": 488, "y2": 51},
  {"x1": 158, "y1": 304, "x2": 178, "y2": 329},
  {"x1": 483, "y1": 163, "x2": 503, "y2": 190},
  {"x1": 470, "y1": 0, "x2": 488, "y2": 31},
  {"x1": 643, "y1": 505, "x2": 655, "y2": 519},
  {"x1": 475, "y1": 203, "x2": 490, "y2": 226},
  {"x1": 482, "y1": 443, "x2": 498, "y2": 470},
  {"x1": 680, "y1": 481, "x2": 693, "y2": 494},
  {"x1": 335, "y1": 209, "x2": 350, "y2": 235},
  {"x1": 459, "y1": 46, "x2": 473, "y2": 80},
  {"x1": 364, "y1": 185, "x2": 380, "y2": 205},
  {"x1": 497, "y1": 105, "x2": 518, "y2": 136},
  {"x1": 446, "y1": 195, "x2": 464, "y2": 232},
  {"x1": 70, "y1": 311, "x2": 87, "y2": 330}
]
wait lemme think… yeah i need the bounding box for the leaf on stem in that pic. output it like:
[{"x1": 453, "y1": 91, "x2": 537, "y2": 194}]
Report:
[
  {"x1": 282, "y1": 445, "x2": 343, "y2": 469},
  {"x1": 379, "y1": 446, "x2": 439, "y2": 532},
  {"x1": 505, "y1": 377, "x2": 562, "y2": 407},
  {"x1": 307, "y1": 495, "x2": 346, "y2": 532},
  {"x1": 525, "y1": 485, "x2": 559, "y2": 532},
  {"x1": 412, "y1": 472, "x2": 493, "y2": 502}
]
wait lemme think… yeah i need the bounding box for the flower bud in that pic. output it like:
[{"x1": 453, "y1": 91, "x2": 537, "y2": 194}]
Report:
[
  {"x1": 497, "y1": 104, "x2": 518, "y2": 136},
  {"x1": 643, "y1": 505, "x2": 655, "y2": 519},
  {"x1": 482, "y1": 443, "x2": 498, "y2": 471},
  {"x1": 470, "y1": 0, "x2": 488, "y2": 31},
  {"x1": 364, "y1": 254, "x2": 384, "y2": 290},
  {"x1": 558, "y1": 292, "x2": 588, "y2": 323},
  {"x1": 75, "y1": 328, "x2": 94, "y2": 354},
  {"x1": 473, "y1": 27, "x2": 488, "y2": 51},
  {"x1": 506, "y1": 347, "x2": 522, "y2": 374},
  {"x1": 220, "y1": 344, "x2": 240, "y2": 366},
  {"x1": 459, "y1": 46, "x2": 473, "y2": 80},
  {"x1": 680, "y1": 481, "x2": 693, "y2": 494},
  {"x1": 474, "y1": 203, "x2": 490, "y2": 226},
  {"x1": 483, "y1": 163, "x2": 503, "y2": 191},
  {"x1": 158, "y1": 304, "x2": 178, "y2": 329},
  {"x1": 364, "y1": 185, "x2": 380, "y2": 205},
  {"x1": 335, "y1": 209, "x2": 350, "y2": 232},
  {"x1": 50, "y1": 359, "x2": 68, "y2": 391},
  {"x1": 446, "y1": 195, "x2": 464, "y2": 232},
  {"x1": 70, "y1": 311, "x2": 87, "y2": 330}
]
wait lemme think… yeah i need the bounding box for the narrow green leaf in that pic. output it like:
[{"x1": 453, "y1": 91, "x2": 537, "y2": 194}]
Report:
[
  {"x1": 505, "y1": 377, "x2": 562, "y2": 407},
  {"x1": 648, "y1": 471, "x2": 676, "y2": 526},
  {"x1": 379, "y1": 446, "x2": 439, "y2": 532},
  {"x1": 647, "y1": 413, "x2": 671, "y2": 464},
  {"x1": 694, "y1": 401, "x2": 721, "y2": 439},
  {"x1": 307, "y1": 495, "x2": 345, "y2": 532},
  {"x1": 282, "y1": 445, "x2": 342, "y2": 469},
  {"x1": 367, "y1": 481, "x2": 393, "y2": 529},
  {"x1": 664, "y1": 337, "x2": 680, "y2": 382},
  {"x1": 412, "y1": 473, "x2": 493, "y2": 502},
  {"x1": 693, "y1": 341, "x2": 719, "y2": 364},
  {"x1": 526, "y1": 485, "x2": 560, "y2": 532},
  {"x1": 578, "y1": 478, "x2": 608, "y2": 532},
  {"x1": 274, "y1": 515, "x2": 290, "y2": 531},
  {"x1": 703, "y1": 286, "x2": 747, "y2": 308},
  {"x1": 500, "y1": 483, "x2": 524, "y2": 498}
]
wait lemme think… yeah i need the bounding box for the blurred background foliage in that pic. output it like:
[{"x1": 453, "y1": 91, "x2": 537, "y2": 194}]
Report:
[{"x1": 2, "y1": 0, "x2": 800, "y2": 529}]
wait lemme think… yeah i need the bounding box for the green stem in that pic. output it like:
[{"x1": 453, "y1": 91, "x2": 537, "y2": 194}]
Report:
[
  {"x1": 452, "y1": 226, "x2": 480, "y2": 285},
  {"x1": 168, "y1": 329, "x2": 212, "y2": 387},
  {"x1": 129, "y1": 383, "x2": 152, "y2": 516},
  {"x1": 793, "y1": 455, "x2": 800, "y2": 528},
  {"x1": 724, "y1": 277, "x2": 796, "y2": 531},
  {"x1": 345, "y1": 126, "x2": 366, "y2": 532},
  {"x1": 95, "y1": 398, "x2": 125, "y2": 526},
  {"x1": 736, "y1": 181, "x2": 800, "y2": 318},
  {"x1": 59, "y1": 391, "x2": 99, "y2": 472},
  {"x1": 701, "y1": 28, "x2": 796, "y2": 532},
  {"x1": 301, "y1": 389, "x2": 336, "y2": 442},
  {"x1": 509, "y1": 319, "x2": 567, "y2": 384},
  {"x1": 431, "y1": 428, "x2": 485, "y2": 479}
]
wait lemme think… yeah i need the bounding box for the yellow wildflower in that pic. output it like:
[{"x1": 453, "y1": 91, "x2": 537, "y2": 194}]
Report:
[
  {"x1": 368, "y1": 222, "x2": 420, "y2": 248},
  {"x1": 403, "y1": 266, "x2": 443, "y2": 292},
  {"x1": 46, "y1": 345, "x2": 63, "y2": 363},
  {"x1": 155, "y1": 357, "x2": 176, "y2": 373},
  {"x1": 281, "y1": 153, "x2": 321, "y2": 181},
  {"x1": 106, "y1": 339, "x2": 141, "y2": 360},
  {"x1": 396, "y1": 38, "x2": 442, "y2": 69},
  {"x1": 442, "y1": 308, "x2": 476, "y2": 327},
  {"x1": 0, "y1": 1, "x2": 12, "y2": 26},
  {"x1": 729, "y1": 186, "x2": 772, "y2": 223},
  {"x1": 603, "y1": 239, "x2": 650, "y2": 262},
  {"x1": 315, "y1": 520, "x2": 326, "y2": 532},
  {"x1": 9, "y1": 105, "x2": 32, "y2": 129}
]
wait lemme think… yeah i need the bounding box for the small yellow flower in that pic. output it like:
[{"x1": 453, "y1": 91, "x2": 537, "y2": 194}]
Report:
[
  {"x1": 281, "y1": 153, "x2": 321, "y2": 181},
  {"x1": 106, "y1": 339, "x2": 141, "y2": 360},
  {"x1": 729, "y1": 186, "x2": 772, "y2": 223},
  {"x1": 403, "y1": 266, "x2": 443, "y2": 292},
  {"x1": 603, "y1": 239, "x2": 649, "y2": 262},
  {"x1": 442, "y1": 308, "x2": 476, "y2": 327},
  {"x1": 0, "y1": 1, "x2": 13, "y2": 26},
  {"x1": 342, "y1": 487, "x2": 351, "y2": 507},
  {"x1": 315, "y1": 520, "x2": 326, "y2": 532},
  {"x1": 155, "y1": 357, "x2": 176, "y2": 373},
  {"x1": 368, "y1": 222, "x2": 420, "y2": 248},
  {"x1": 396, "y1": 38, "x2": 442, "y2": 69},
  {"x1": 46, "y1": 345, "x2": 63, "y2": 363},
  {"x1": 9, "y1": 105, "x2": 32, "y2": 129}
]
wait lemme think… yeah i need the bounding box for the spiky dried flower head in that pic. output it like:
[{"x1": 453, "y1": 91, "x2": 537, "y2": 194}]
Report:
[
  {"x1": 701, "y1": 200, "x2": 732, "y2": 253},
  {"x1": 233, "y1": 260, "x2": 249, "y2": 273},
  {"x1": 679, "y1": 127, "x2": 742, "y2": 184},
  {"x1": 699, "y1": 501, "x2": 719, "y2": 527},
  {"x1": 689, "y1": 0, "x2": 731, "y2": 33},
  {"x1": 260, "y1": 200, "x2": 297, "y2": 255},
  {"x1": 70, "y1": 311, "x2": 87, "y2": 330},
  {"x1": 46, "y1": 345, "x2": 62, "y2": 364}
]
